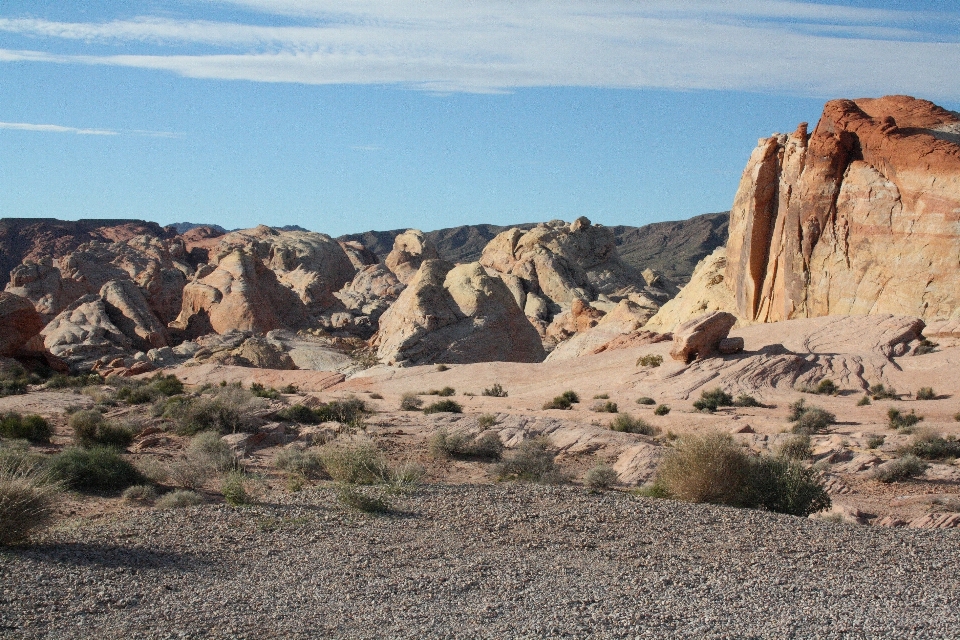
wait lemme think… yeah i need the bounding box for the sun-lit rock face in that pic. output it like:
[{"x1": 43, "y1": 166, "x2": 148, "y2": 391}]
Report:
[
  {"x1": 725, "y1": 95, "x2": 960, "y2": 324},
  {"x1": 384, "y1": 229, "x2": 440, "y2": 285}
]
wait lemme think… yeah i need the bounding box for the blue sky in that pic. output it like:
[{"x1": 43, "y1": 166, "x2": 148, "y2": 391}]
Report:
[{"x1": 1, "y1": 1, "x2": 958, "y2": 236}]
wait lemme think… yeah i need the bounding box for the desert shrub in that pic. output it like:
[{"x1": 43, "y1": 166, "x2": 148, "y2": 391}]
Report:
[
  {"x1": 156, "y1": 490, "x2": 204, "y2": 509},
  {"x1": 280, "y1": 384, "x2": 298, "y2": 394},
  {"x1": 543, "y1": 396, "x2": 573, "y2": 410},
  {"x1": 167, "y1": 458, "x2": 210, "y2": 490},
  {"x1": 436, "y1": 387, "x2": 456, "y2": 397},
  {"x1": 0, "y1": 452, "x2": 58, "y2": 545},
  {"x1": 276, "y1": 404, "x2": 320, "y2": 424},
  {"x1": 387, "y1": 462, "x2": 426, "y2": 495},
  {"x1": 477, "y1": 414, "x2": 498, "y2": 428},
  {"x1": 733, "y1": 394, "x2": 762, "y2": 408},
  {"x1": 423, "y1": 399, "x2": 463, "y2": 414},
  {"x1": 399, "y1": 393, "x2": 423, "y2": 411},
  {"x1": 429, "y1": 429, "x2": 504, "y2": 461},
  {"x1": 654, "y1": 433, "x2": 830, "y2": 516},
  {"x1": 136, "y1": 458, "x2": 169, "y2": 484},
  {"x1": 49, "y1": 447, "x2": 144, "y2": 492},
  {"x1": 872, "y1": 455, "x2": 928, "y2": 483},
  {"x1": 482, "y1": 383, "x2": 508, "y2": 398},
  {"x1": 221, "y1": 470, "x2": 250, "y2": 506},
  {"x1": 790, "y1": 401, "x2": 836, "y2": 435},
  {"x1": 495, "y1": 438, "x2": 569, "y2": 484},
  {"x1": 777, "y1": 434, "x2": 812, "y2": 460},
  {"x1": 273, "y1": 446, "x2": 326, "y2": 479},
  {"x1": 592, "y1": 401, "x2": 618, "y2": 413},
  {"x1": 857, "y1": 395, "x2": 871, "y2": 406},
  {"x1": 150, "y1": 374, "x2": 185, "y2": 397},
  {"x1": 188, "y1": 431, "x2": 235, "y2": 472},
  {"x1": 435, "y1": 364, "x2": 450, "y2": 372},
  {"x1": 654, "y1": 404, "x2": 671, "y2": 416},
  {"x1": 0, "y1": 412, "x2": 51, "y2": 443},
  {"x1": 585, "y1": 464, "x2": 619, "y2": 491},
  {"x1": 914, "y1": 339, "x2": 938, "y2": 356},
  {"x1": 163, "y1": 396, "x2": 243, "y2": 436},
  {"x1": 122, "y1": 484, "x2": 157, "y2": 503},
  {"x1": 869, "y1": 384, "x2": 897, "y2": 400},
  {"x1": 337, "y1": 485, "x2": 392, "y2": 513},
  {"x1": 888, "y1": 408, "x2": 923, "y2": 431},
  {"x1": 593, "y1": 393, "x2": 610, "y2": 400},
  {"x1": 69, "y1": 410, "x2": 134, "y2": 449},
  {"x1": 801, "y1": 379, "x2": 837, "y2": 395},
  {"x1": 636, "y1": 397, "x2": 656, "y2": 405},
  {"x1": 866, "y1": 435, "x2": 886, "y2": 449},
  {"x1": 637, "y1": 354, "x2": 663, "y2": 368},
  {"x1": 320, "y1": 442, "x2": 389, "y2": 485},
  {"x1": 908, "y1": 431, "x2": 960, "y2": 460},
  {"x1": 560, "y1": 390, "x2": 580, "y2": 404},
  {"x1": 609, "y1": 413, "x2": 660, "y2": 436},
  {"x1": 45, "y1": 373, "x2": 103, "y2": 390},
  {"x1": 249, "y1": 383, "x2": 280, "y2": 399},
  {"x1": 916, "y1": 387, "x2": 936, "y2": 401},
  {"x1": 369, "y1": 393, "x2": 383, "y2": 400},
  {"x1": 310, "y1": 398, "x2": 369, "y2": 427},
  {"x1": 693, "y1": 388, "x2": 733, "y2": 412}
]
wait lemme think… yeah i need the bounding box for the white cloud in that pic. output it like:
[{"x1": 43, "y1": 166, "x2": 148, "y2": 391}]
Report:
[
  {"x1": 0, "y1": 1, "x2": 958, "y2": 99},
  {"x1": 0, "y1": 121, "x2": 118, "y2": 135}
]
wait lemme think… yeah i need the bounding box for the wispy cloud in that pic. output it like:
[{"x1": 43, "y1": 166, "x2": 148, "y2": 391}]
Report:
[
  {"x1": 1, "y1": 1, "x2": 958, "y2": 99},
  {"x1": 0, "y1": 121, "x2": 118, "y2": 135}
]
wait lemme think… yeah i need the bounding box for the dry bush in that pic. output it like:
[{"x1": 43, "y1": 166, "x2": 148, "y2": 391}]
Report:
[
  {"x1": 636, "y1": 397, "x2": 656, "y2": 406},
  {"x1": 320, "y1": 441, "x2": 390, "y2": 485},
  {"x1": 69, "y1": 410, "x2": 135, "y2": 449},
  {"x1": 871, "y1": 455, "x2": 928, "y2": 483},
  {"x1": 399, "y1": 393, "x2": 423, "y2": 411},
  {"x1": 591, "y1": 401, "x2": 618, "y2": 413},
  {"x1": 423, "y1": 399, "x2": 463, "y2": 414},
  {"x1": 916, "y1": 387, "x2": 936, "y2": 401},
  {"x1": 0, "y1": 450, "x2": 58, "y2": 545},
  {"x1": 495, "y1": 438, "x2": 570, "y2": 484},
  {"x1": 221, "y1": 470, "x2": 251, "y2": 506},
  {"x1": 585, "y1": 464, "x2": 619, "y2": 491},
  {"x1": 609, "y1": 413, "x2": 660, "y2": 436},
  {"x1": 654, "y1": 404, "x2": 671, "y2": 416},
  {"x1": 888, "y1": 408, "x2": 923, "y2": 431},
  {"x1": 336, "y1": 485, "x2": 392, "y2": 513},
  {"x1": 156, "y1": 490, "x2": 204, "y2": 509},
  {"x1": 693, "y1": 389, "x2": 733, "y2": 412},
  {"x1": 788, "y1": 400, "x2": 836, "y2": 434},
  {"x1": 482, "y1": 383, "x2": 508, "y2": 398},
  {"x1": 49, "y1": 447, "x2": 145, "y2": 492},
  {"x1": 429, "y1": 429, "x2": 504, "y2": 461},
  {"x1": 777, "y1": 434, "x2": 812, "y2": 460},
  {"x1": 0, "y1": 412, "x2": 51, "y2": 444},
  {"x1": 122, "y1": 484, "x2": 158, "y2": 503},
  {"x1": 273, "y1": 446, "x2": 327, "y2": 479}
]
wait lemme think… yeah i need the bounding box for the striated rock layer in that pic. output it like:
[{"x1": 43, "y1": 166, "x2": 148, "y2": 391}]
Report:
[{"x1": 725, "y1": 95, "x2": 960, "y2": 324}]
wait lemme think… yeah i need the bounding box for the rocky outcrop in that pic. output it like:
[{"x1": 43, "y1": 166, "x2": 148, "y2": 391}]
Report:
[
  {"x1": 0, "y1": 292, "x2": 45, "y2": 357},
  {"x1": 384, "y1": 230, "x2": 440, "y2": 284},
  {"x1": 670, "y1": 311, "x2": 739, "y2": 363},
  {"x1": 725, "y1": 95, "x2": 960, "y2": 324},
  {"x1": 338, "y1": 240, "x2": 379, "y2": 270},
  {"x1": 99, "y1": 279, "x2": 169, "y2": 351},
  {"x1": 479, "y1": 217, "x2": 669, "y2": 340},
  {"x1": 334, "y1": 264, "x2": 406, "y2": 333},
  {"x1": 373, "y1": 260, "x2": 545, "y2": 365},
  {"x1": 41, "y1": 294, "x2": 135, "y2": 369},
  {"x1": 545, "y1": 300, "x2": 663, "y2": 361},
  {"x1": 645, "y1": 248, "x2": 742, "y2": 333}
]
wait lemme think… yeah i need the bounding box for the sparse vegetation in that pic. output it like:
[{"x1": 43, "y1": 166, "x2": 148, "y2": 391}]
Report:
[
  {"x1": 857, "y1": 395, "x2": 871, "y2": 406},
  {"x1": 156, "y1": 490, "x2": 204, "y2": 509},
  {"x1": 276, "y1": 398, "x2": 368, "y2": 428},
  {"x1": 482, "y1": 383, "x2": 508, "y2": 398},
  {"x1": 0, "y1": 412, "x2": 51, "y2": 444},
  {"x1": 777, "y1": 434, "x2": 812, "y2": 460},
  {"x1": 437, "y1": 387, "x2": 456, "y2": 397},
  {"x1": 591, "y1": 401, "x2": 618, "y2": 413},
  {"x1": 336, "y1": 485, "x2": 392, "y2": 513},
  {"x1": 866, "y1": 435, "x2": 886, "y2": 449},
  {"x1": 320, "y1": 442, "x2": 390, "y2": 485},
  {"x1": 888, "y1": 408, "x2": 923, "y2": 431},
  {"x1": 114, "y1": 374, "x2": 184, "y2": 405},
  {"x1": 914, "y1": 338, "x2": 938, "y2": 356},
  {"x1": 399, "y1": 393, "x2": 423, "y2": 411},
  {"x1": 585, "y1": 463, "x2": 619, "y2": 491},
  {"x1": 788, "y1": 400, "x2": 836, "y2": 435},
  {"x1": 916, "y1": 387, "x2": 936, "y2": 400},
  {"x1": 280, "y1": 384, "x2": 298, "y2": 394},
  {"x1": 424, "y1": 399, "x2": 463, "y2": 414},
  {"x1": 187, "y1": 431, "x2": 236, "y2": 472},
  {"x1": 221, "y1": 470, "x2": 251, "y2": 506},
  {"x1": 609, "y1": 413, "x2": 660, "y2": 436},
  {"x1": 49, "y1": 446, "x2": 144, "y2": 492},
  {"x1": 800, "y1": 379, "x2": 838, "y2": 395},
  {"x1": 273, "y1": 446, "x2": 326, "y2": 479},
  {"x1": 477, "y1": 414, "x2": 498, "y2": 428},
  {"x1": 871, "y1": 455, "x2": 928, "y2": 483},
  {"x1": 435, "y1": 364, "x2": 450, "y2": 372},
  {"x1": 0, "y1": 449, "x2": 58, "y2": 545},
  {"x1": 543, "y1": 390, "x2": 580, "y2": 410},
  {"x1": 429, "y1": 429, "x2": 504, "y2": 461},
  {"x1": 369, "y1": 393, "x2": 383, "y2": 400},
  {"x1": 250, "y1": 382, "x2": 281, "y2": 399},
  {"x1": 654, "y1": 404, "x2": 671, "y2": 416},
  {"x1": 637, "y1": 354, "x2": 663, "y2": 368},
  {"x1": 693, "y1": 388, "x2": 733, "y2": 412},
  {"x1": 495, "y1": 438, "x2": 570, "y2": 484},
  {"x1": 593, "y1": 393, "x2": 609, "y2": 400},
  {"x1": 69, "y1": 410, "x2": 135, "y2": 449},
  {"x1": 652, "y1": 432, "x2": 830, "y2": 516},
  {"x1": 733, "y1": 394, "x2": 762, "y2": 408},
  {"x1": 869, "y1": 384, "x2": 898, "y2": 400},
  {"x1": 636, "y1": 397, "x2": 656, "y2": 406},
  {"x1": 122, "y1": 484, "x2": 158, "y2": 503},
  {"x1": 45, "y1": 373, "x2": 103, "y2": 390},
  {"x1": 161, "y1": 394, "x2": 244, "y2": 436},
  {"x1": 907, "y1": 430, "x2": 960, "y2": 460}
]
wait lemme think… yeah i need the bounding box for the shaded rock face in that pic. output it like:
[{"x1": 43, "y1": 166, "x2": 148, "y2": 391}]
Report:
[
  {"x1": 545, "y1": 300, "x2": 664, "y2": 362},
  {"x1": 479, "y1": 218, "x2": 668, "y2": 340},
  {"x1": 726, "y1": 95, "x2": 960, "y2": 324},
  {"x1": 0, "y1": 292, "x2": 45, "y2": 357},
  {"x1": 373, "y1": 260, "x2": 545, "y2": 365},
  {"x1": 670, "y1": 311, "x2": 738, "y2": 363},
  {"x1": 334, "y1": 264, "x2": 405, "y2": 327},
  {"x1": 384, "y1": 230, "x2": 440, "y2": 284},
  {"x1": 41, "y1": 294, "x2": 135, "y2": 369}
]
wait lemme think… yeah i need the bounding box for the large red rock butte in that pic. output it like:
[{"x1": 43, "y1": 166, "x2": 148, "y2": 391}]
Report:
[{"x1": 725, "y1": 95, "x2": 960, "y2": 324}]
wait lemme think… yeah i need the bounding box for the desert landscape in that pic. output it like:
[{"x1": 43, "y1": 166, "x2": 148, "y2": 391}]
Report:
[{"x1": 2, "y1": 94, "x2": 960, "y2": 637}]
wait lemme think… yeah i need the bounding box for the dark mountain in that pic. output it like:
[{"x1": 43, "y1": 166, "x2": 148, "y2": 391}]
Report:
[{"x1": 340, "y1": 213, "x2": 729, "y2": 283}]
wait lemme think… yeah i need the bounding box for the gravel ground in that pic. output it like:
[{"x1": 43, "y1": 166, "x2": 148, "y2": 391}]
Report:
[{"x1": 3, "y1": 484, "x2": 960, "y2": 639}]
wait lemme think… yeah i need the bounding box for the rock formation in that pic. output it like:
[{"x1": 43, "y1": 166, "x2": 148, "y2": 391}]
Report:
[
  {"x1": 545, "y1": 300, "x2": 664, "y2": 361},
  {"x1": 373, "y1": 260, "x2": 545, "y2": 365},
  {"x1": 0, "y1": 292, "x2": 45, "y2": 357},
  {"x1": 670, "y1": 311, "x2": 739, "y2": 363},
  {"x1": 725, "y1": 95, "x2": 960, "y2": 324},
  {"x1": 384, "y1": 230, "x2": 440, "y2": 284},
  {"x1": 645, "y1": 248, "x2": 742, "y2": 333}
]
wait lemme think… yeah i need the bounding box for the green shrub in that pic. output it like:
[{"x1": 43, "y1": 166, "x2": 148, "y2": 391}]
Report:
[
  {"x1": 314, "y1": 398, "x2": 368, "y2": 425},
  {"x1": 221, "y1": 470, "x2": 250, "y2": 506},
  {"x1": 693, "y1": 388, "x2": 733, "y2": 412},
  {"x1": 250, "y1": 383, "x2": 281, "y2": 399},
  {"x1": 908, "y1": 432, "x2": 960, "y2": 460},
  {"x1": 399, "y1": 393, "x2": 423, "y2": 411},
  {"x1": 280, "y1": 384, "x2": 298, "y2": 394},
  {"x1": 916, "y1": 387, "x2": 936, "y2": 401},
  {"x1": 777, "y1": 434, "x2": 812, "y2": 460},
  {"x1": 435, "y1": 364, "x2": 450, "y2": 372},
  {"x1": 387, "y1": 462, "x2": 425, "y2": 495},
  {"x1": 585, "y1": 464, "x2": 619, "y2": 491},
  {"x1": 636, "y1": 397, "x2": 656, "y2": 405},
  {"x1": 122, "y1": 484, "x2": 157, "y2": 503},
  {"x1": 593, "y1": 393, "x2": 609, "y2": 400},
  {"x1": 857, "y1": 395, "x2": 871, "y2": 406},
  {"x1": 0, "y1": 453, "x2": 58, "y2": 545},
  {"x1": 746, "y1": 456, "x2": 832, "y2": 516},
  {"x1": 276, "y1": 404, "x2": 320, "y2": 424},
  {"x1": 609, "y1": 413, "x2": 660, "y2": 436},
  {"x1": 429, "y1": 429, "x2": 504, "y2": 461},
  {"x1": 163, "y1": 397, "x2": 242, "y2": 435},
  {"x1": 320, "y1": 442, "x2": 389, "y2": 485},
  {"x1": 495, "y1": 438, "x2": 569, "y2": 484},
  {"x1": 423, "y1": 399, "x2": 463, "y2": 414},
  {"x1": 150, "y1": 374, "x2": 184, "y2": 397},
  {"x1": 436, "y1": 387, "x2": 455, "y2": 397},
  {"x1": 871, "y1": 455, "x2": 927, "y2": 483},
  {"x1": 0, "y1": 412, "x2": 51, "y2": 443},
  {"x1": 369, "y1": 393, "x2": 383, "y2": 400},
  {"x1": 654, "y1": 404, "x2": 671, "y2": 416},
  {"x1": 273, "y1": 446, "x2": 326, "y2": 479},
  {"x1": 790, "y1": 401, "x2": 836, "y2": 435},
  {"x1": 0, "y1": 379, "x2": 27, "y2": 397},
  {"x1": 69, "y1": 410, "x2": 134, "y2": 449},
  {"x1": 560, "y1": 391, "x2": 580, "y2": 404},
  {"x1": 637, "y1": 354, "x2": 663, "y2": 368},
  {"x1": 156, "y1": 490, "x2": 203, "y2": 509},
  {"x1": 888, "y1": 408, "x2": 923, "y2": 431},
  {"x1": 45, "y1": 373, "x2": 103, "y2": 389},
  {"x1": 187, "y1": 431, "x2": 235, "y2": 472},
  {"x1": 802, "y1": 379, "x2": 837, "y2": 395},
  {"x1": 543, "y1": 396, "x2": 573, "y2": 410},
  {"x1": 733, "y1": 394, "x2": 762, "y2": 407},
  {"x1": 866, "y1": 435, "x2": 885, "y2": 449},
  {"x1": 592, "y1": 401, "x2": 618, "y2": 413},
  {"x1": 869, "y1": 384, "x2": 897, "y2": 400},
  {"x1": 482, "y1": 383, "x2": 508, "y2": 398},
  {"x1": 49, "y1": 447, "x2": 144, "y2": 492},
  {"x1": 336, "y1": 485, "x2": 392, "y2": 513},
  {"x1": 477, "y1": 413, "x2": 498, "y2": 428}
]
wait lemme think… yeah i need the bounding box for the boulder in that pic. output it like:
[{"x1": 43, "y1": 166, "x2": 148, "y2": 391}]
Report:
[
  {"x1": 384, "y1": 230, "x2": 440, "y2": 284},
  {"x1": 373, "y1": 260, "x2": 545, "y2": 365},
  {"x1": 670, "y1": 311, "x2": 738, "y2": 363},
  {"x1": 725, "y1": 96, "x2": 960, "y2": 324},
  {"x1": 0, "y1": 292, "x2": 45, "y2": 357}
]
